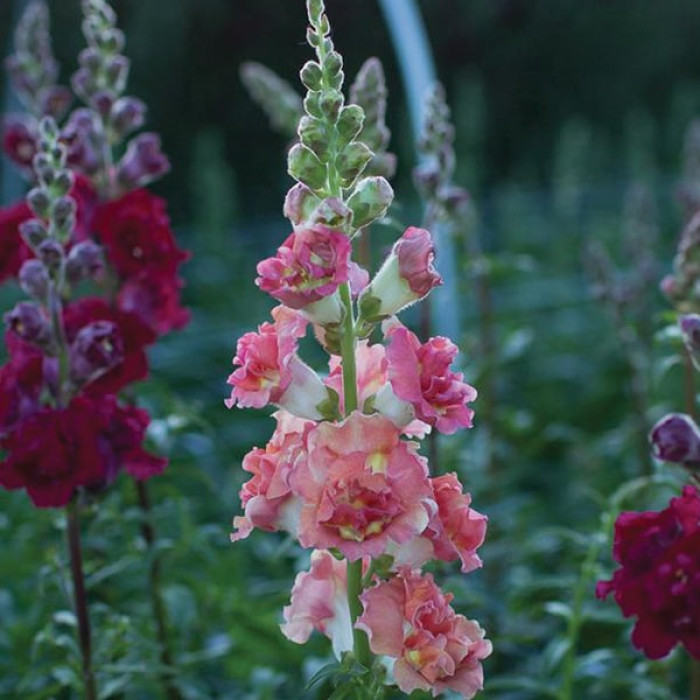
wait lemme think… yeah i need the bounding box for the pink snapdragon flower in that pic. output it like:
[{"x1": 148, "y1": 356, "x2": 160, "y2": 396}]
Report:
[
  {"x1": 357, "y1": 570, "x2": 492, "y2": 698},
  {"x1": 231, "y1": 410, "x2": 313, "y2": 541},
  {"x1": 226, "y1": 306, "x2": 334, "y2": 420},
  {"x1": 325, "y1": 340, "x2": 429, "y2": 435},
  {"x1": 358, "y1": 227, "x2": 442, "y2": 321},
  {"x1": 383, "y1": 320, "x2": 476, "y2": 435},
  {"x1": 290, "y1": 411, "x2": 434, "y2": 561},
  {"x1": 281, "y1": 549, "x2": 354, "y2": 659},
  {"x1": 256, "y1": 224, "x2": 352, "y2": 323}
]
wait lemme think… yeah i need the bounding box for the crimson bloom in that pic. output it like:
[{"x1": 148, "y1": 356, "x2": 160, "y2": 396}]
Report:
[
  {"x1": 0, "y1": 394, "x2": 165, "y2": 508},
  {"x1": 0, "y1": 200, "x2": 33, "y2": 284},
  {"x1": 596, "y1": 485, "x2": 700, "y2": 660}
]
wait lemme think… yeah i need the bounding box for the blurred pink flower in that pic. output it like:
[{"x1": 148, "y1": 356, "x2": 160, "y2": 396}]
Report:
[{"x1": 357, "y1": 570, "x2": 492, "y2": 698}]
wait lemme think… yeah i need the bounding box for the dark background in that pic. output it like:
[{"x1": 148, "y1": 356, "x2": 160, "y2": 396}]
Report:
[{"x1": 3, "y1": 0, "x2": 700, "y2": 223}]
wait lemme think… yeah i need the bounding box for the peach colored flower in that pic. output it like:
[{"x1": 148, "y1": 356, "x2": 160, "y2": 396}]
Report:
[
  {"x1": 425, "y1": 474, "x2": 487, "y2": 572},
  {"x1": 281, "y1": 549, "x2": 354, "y2": 659},
  {"x1": 230, "y1": 410, "x2": 313, "y2": 542},
  {"x1": 385, "y1": 320, "x2": 476, "y2": 435},
  {"x1": 357, "y1": 570, "x2": 492, "y2": 698},
  {"x1": 325, "y1": 341, "x2": 429, "y2": 435},
  {"x1": 358, "y1": 227, "x2": 442, "y2": 321},
  {"x1": 290, "y1": 412, "x2": 434, "y2": 561},
  {"x1": 226, "y1": 306, "x2": 333, "y2": 419}
]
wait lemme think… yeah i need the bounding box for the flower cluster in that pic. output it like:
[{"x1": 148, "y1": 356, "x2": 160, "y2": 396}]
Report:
[
  {"x1": 596, "y1": 486, "x2": 700, "y2": 660},
  {"x1": 0, "y1": 0, "x2": 188, "y2": 508},
  {"x1": 227, "y1": 2, "x2": 490, "y2": 696}
]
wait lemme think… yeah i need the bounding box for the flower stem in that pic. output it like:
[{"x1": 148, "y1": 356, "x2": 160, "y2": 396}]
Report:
[
  {"x1": 66, "y1": 500, "x2": 97, "y2": 700},
  {"x1": 135, "y1": 479, "x2": 181, "y2": 700},
  {"x1": 338, "y1": 280, "x2": 371, "y2": 667}
]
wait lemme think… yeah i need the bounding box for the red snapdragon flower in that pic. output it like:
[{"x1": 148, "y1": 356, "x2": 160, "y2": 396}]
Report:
[
  {"x1": 597, "y1": 486, "x2": 700, "y2": 660},
  {"x1": 0, "y1": 394, "x2": 165, "y2": 508}
]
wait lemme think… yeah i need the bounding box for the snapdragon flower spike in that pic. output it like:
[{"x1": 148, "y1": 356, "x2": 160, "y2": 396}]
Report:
[
  {"x1": 226, "y1": 306, "x2": 338, "y2": 421},
  {"x1": 357, "y1": 569, "x2": 492, "y2": 698},
  {"x1": 359, "y1": 226, "x2": 442, "y2": 323}
]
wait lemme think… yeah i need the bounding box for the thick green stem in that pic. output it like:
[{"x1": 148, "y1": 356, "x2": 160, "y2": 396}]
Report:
[
  {"x1": 66, "y1": 501, "x2": 97, "y2": 700},
  {"x1": 338, "y1": 281, "x2": 371, "y2": 667}
]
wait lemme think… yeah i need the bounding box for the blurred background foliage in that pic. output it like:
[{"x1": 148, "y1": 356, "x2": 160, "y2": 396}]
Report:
[{"x1": 1, "y1": 0, "x2": 699, "y2": 698}]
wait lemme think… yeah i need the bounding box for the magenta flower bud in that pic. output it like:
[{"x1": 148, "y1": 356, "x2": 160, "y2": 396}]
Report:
[
  {"x1": 91, "y1": 90, "x2": 115, "y2": 118},
  {"x1": 116, "y1": 133, "x2": 170, "y2": 189},
  {"x1": 69, "y1": 320, "x2": 124, "y2": 387},
  {"x1": 283, "y1": 183, "x2": 320, "y2": 226},
  {"x1": 650, "y1": 413, "x2": 700, "y2": 468},
  {"x1": 104, "y1": 55, "x2": 129, "y2": 94},
  {"x1": 38, "y1": 85, "x2": 73, "y2": 120},
  {"x1": 26, "y1": 186, "x2": 50, "y2": 217},
  {"x1": 51, "y1": 196, "x2": 77, "y2": 230},
  {"x1": 65, "y1": 241, "x2": 105, "y2": 283},
  {"x1": 78, "y1": 47, "x2": 102, "y2": 73},
  {"x1": 71, "y1": 67, "x2": 95, "y2": 101},
  {"x1": 62, "y1": 109, "x2": 102, "y2": 175},
  {"x1": 19, "y1": 218, "x2": 48, "y2": 248},
  {"x1": 359, "y1": 226, "x2": 443, "y2": 322},
  {"x1": 109, "y1": 97, "x2": 146, "y2": 139},
  {"x1": 19, "y1": 259, "x2": 51, "y2": 300},
  {"x1": 37, "y1": 239, "x2": 63, "y2": 271},
  {"x1": 4, "y1": 302, "x2": 52, "y2": 348}
]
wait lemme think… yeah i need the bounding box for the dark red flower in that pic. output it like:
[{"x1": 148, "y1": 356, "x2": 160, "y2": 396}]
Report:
[
  {"x1": 597, "y1": 486, "x2": 700, "y2": 660},
  {"x1": 0, "y1": 347, "x2": 43, "y2": 433},
  {"x1": 117, "y1": 269, "x2": 190, "y2": 336},
  {"x1": 63, "y1": 297, "x2": 155, "y2": 395},
  {"x1": 2, "y1": 115, "x2": 37, "y2": 172},
  {"x1": 92, "y1": 189, "x2": 189, "y2": 279},
  {"x1": 0, "y1": 394, "x2": 166, "y2": 508},
  {"x1": 0, "y1": 201, "x2": 33, "y2": 284}
]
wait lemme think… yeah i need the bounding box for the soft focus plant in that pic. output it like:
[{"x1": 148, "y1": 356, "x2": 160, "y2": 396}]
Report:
[
  {"x1": 226, "y1": 1, "x2": 491, "y2": 697},
  {"x1": 0, "y1": 1, "x2": 188, "y2": 697}
]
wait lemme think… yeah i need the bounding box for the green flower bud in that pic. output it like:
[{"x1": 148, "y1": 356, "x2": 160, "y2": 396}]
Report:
[
  {"x1": 298, "y1": 115, "x2": 328, "y2": 158},
  {"x1": 336, "y1": 141, "x2": 372, "y2": 188},
  {"x1": 288, "y1": 143, "x2": 326, "y2": 191},
  {"x1": 319, "y1": 89, "x2": 343, "y2": 121},
  {"x1": 300, "y1": 60, "x2": 323, "y2": 91},
  {"x1": 346, "y1": 176, "x2": 394, "y2": 229},
  {"x1": 336, "y1": 104, "x2": 364, "y2": 143},
  {"x1": 303, "y1": 92, "x2": 323, "y2": 120}
]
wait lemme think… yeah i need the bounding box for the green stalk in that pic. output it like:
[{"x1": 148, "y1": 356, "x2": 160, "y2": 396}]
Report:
[{"x1": 339, "y1": 280, "x2": 371, "y2": 667}]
